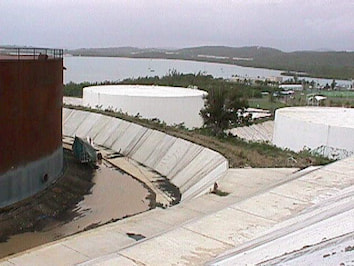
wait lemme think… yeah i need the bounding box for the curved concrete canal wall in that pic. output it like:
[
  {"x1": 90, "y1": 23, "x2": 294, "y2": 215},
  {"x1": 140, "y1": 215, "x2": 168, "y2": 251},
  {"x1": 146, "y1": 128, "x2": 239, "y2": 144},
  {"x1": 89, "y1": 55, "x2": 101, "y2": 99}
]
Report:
[{"x1": 63, "y1": 108, "x2": 228, "y2": 201}]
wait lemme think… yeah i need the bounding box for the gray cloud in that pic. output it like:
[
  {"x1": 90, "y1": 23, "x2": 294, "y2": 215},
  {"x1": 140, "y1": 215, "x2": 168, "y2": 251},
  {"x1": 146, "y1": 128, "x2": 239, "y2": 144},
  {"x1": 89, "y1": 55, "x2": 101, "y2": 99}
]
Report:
[{"x1": 0, "y1": 0, "x2": 353, "y2": 51}]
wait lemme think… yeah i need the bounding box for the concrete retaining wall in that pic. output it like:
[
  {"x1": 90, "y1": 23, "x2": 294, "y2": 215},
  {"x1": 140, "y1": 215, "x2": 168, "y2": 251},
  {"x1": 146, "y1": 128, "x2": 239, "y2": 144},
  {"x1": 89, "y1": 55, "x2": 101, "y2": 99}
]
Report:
[{"x1": 63, "y1": 108, "x2": 228, "y2": 201}]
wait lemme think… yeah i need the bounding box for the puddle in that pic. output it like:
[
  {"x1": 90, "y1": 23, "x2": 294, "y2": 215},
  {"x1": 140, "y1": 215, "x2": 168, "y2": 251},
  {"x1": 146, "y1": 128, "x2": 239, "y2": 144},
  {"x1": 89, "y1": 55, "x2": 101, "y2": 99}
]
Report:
[
  {"x1": 0, "y1": 151, "x2": 154, "y2": 259},
  {"x1": 62, "y1": 165, "x2": 152, "y2": 233}
]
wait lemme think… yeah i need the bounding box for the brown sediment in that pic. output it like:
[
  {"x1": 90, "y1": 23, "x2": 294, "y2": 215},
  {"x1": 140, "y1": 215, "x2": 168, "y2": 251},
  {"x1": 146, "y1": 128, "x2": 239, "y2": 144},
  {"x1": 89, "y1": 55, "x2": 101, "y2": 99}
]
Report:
[{"x1": 0, "y1": 149, "x2": 154, "y2": 259}]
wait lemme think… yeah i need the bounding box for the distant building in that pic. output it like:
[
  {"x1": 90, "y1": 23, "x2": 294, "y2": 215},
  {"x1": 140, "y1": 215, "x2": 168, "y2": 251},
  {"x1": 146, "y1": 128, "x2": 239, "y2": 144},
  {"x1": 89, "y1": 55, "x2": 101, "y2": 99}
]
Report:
[
  {"x1": 230, "y1": 75, "x2": 283, "y2": 85},
  {"x1": 307, "y1": 95, "x2": 327, "y2": 106},
  {"x1": 244, "y1": 108, "x2": 272, "y2": 120},
  {"x1": 266, "y1": 76, "x2": 283, "y2": 83},
  {"x1": 279, "y1": 84, "x2": 303, "y2": 91}
]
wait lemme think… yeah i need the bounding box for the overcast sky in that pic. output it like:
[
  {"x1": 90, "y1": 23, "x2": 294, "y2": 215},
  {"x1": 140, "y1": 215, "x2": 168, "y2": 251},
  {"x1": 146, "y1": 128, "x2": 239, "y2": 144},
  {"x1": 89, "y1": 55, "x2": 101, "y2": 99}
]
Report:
[{"x1": 1, "y1": 0, "x2": 353, "y2": 51}]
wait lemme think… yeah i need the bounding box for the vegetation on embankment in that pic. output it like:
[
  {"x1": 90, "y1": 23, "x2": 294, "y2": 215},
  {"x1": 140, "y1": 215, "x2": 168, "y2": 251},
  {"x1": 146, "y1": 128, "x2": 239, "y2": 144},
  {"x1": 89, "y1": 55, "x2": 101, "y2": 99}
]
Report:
[
  {"x1": 67, "y1": 46, "x2": 354, "y2": 80},
  {"x1": 64, "y1": 81, "x2": 92, "y2": 97},
  {"x1": 64, "y1": 104, "x2": 332, "y2": 169}
]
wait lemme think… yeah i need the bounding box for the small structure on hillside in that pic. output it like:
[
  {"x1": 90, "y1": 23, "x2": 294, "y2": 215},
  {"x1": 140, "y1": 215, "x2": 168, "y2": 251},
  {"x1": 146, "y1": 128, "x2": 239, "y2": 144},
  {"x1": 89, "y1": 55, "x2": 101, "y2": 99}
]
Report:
[
  {"x1": 279, "y1": 84, "x2": 303, "y2": 91},
  {"x1": 243, "y1": 108, "x2": 272, "y2": 120},
  {"x1": 307, "y1": 94, "x2": 327, "y2": 106}
]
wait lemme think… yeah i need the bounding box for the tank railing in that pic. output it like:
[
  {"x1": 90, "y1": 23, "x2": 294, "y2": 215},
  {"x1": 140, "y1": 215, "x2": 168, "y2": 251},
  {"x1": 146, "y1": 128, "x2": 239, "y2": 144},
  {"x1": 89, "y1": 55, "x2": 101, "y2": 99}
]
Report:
[{"x1": 0, "y1": 47, "x2": 63, "y2": 60}]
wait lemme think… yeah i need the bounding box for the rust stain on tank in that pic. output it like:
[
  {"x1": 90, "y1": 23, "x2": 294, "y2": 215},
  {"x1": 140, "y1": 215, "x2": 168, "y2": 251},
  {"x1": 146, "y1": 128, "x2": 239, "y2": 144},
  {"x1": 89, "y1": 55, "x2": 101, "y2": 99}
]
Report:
[{"x1": 0, "y1": 57, "x2": 63, "y2": 174}]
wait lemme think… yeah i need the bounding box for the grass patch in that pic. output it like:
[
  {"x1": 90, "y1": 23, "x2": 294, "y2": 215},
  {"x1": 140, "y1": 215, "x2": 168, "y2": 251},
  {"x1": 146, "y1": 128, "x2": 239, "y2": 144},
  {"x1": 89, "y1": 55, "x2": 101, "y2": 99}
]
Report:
[
  {"x1": 319, "y1": 90, "x2": 354, "y2": 98},
  {"x1": 248, "y1": 97, "x2": 288, "y2": 111}
]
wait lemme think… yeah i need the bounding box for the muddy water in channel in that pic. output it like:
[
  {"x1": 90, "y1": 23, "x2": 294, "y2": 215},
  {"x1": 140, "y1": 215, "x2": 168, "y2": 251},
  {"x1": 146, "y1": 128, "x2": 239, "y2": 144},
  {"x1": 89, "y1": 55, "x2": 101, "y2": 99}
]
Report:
[{"x1": 0, "y1": 152, "x2": 153, "y2": 258}]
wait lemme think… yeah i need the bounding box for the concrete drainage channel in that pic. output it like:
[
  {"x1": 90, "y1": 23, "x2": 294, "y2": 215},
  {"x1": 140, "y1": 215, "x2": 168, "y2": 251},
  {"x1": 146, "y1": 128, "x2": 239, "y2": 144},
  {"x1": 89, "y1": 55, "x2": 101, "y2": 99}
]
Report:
[
  {"x1": 62, "y1": 136, "x2": 180, "y2": 207},
  {"x1": 63, "y1": 108, "x2": 228, "y2": 202}
]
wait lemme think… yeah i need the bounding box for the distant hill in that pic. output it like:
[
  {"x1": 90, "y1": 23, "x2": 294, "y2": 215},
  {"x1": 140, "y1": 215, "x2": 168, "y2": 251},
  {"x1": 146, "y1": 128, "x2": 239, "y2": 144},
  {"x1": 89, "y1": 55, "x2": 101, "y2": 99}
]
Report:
[{"x1": 67, "y1": 46, "x2": 354, "y2": 80}]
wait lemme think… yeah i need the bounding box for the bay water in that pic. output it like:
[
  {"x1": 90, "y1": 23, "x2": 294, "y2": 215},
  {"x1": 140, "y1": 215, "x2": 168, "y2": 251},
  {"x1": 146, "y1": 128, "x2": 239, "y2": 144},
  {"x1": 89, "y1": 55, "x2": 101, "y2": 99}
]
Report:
[{"x1": 64, "y1": 56, "x2": 351, "y2": 87}]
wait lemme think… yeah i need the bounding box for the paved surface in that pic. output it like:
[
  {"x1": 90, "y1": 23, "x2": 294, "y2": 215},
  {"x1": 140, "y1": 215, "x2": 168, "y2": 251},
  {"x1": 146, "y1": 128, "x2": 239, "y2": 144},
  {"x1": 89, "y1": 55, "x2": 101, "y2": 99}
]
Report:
[
  {"x1": 0, "y1": 167, "x2": 299, "y2": 265},
  {"x1": 211, "y1": 186, "x2": 354, "y2": 265}
]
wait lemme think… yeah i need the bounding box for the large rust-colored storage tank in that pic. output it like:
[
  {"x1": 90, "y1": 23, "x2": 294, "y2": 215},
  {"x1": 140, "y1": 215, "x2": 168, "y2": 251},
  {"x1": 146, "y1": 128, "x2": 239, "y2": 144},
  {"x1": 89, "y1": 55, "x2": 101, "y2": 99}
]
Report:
[{"x1": 0, "y1": 47, "x2": 64, "y2": 208}]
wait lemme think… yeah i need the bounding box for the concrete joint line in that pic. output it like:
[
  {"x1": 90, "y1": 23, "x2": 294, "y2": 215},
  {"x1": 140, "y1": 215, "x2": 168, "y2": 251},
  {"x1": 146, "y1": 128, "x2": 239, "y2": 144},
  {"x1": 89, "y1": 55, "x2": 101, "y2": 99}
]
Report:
[
  {"x1": 227, "y1": 206, "x2": 279, "y2": 223},
  {"x1": 116, "y1": 253, "x2": 143, "y2": 265},
  {"x1": 60, "y1": 243, "x2": 92, "y2": 259},
  {"x1": 181, "y1": 226, "x2": 235, "y2": 248},
  {"x1": 268, "y1": 191, "x2": 309, "y2": 203},
  {"x1": 126, "y1": 128, "x2": 149, "y2": 157},
  {"x1": 296, "y1": 178, "x2": 341, "y2": 188}
]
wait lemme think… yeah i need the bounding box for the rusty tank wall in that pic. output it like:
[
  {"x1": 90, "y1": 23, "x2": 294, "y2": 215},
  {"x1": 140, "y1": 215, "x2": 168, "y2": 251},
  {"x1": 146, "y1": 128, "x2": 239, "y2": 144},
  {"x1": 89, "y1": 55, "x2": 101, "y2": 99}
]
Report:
[{"x1": 0, "y1": 57, "x2": 63, "y2": 207}]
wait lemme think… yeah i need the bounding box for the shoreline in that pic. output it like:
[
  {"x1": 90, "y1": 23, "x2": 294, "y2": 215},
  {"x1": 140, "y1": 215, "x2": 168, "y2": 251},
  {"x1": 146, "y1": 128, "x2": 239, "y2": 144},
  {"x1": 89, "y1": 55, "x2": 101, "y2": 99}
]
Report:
[{"x1": 64, "y1": 54, "x2": 352, "y2": 81}]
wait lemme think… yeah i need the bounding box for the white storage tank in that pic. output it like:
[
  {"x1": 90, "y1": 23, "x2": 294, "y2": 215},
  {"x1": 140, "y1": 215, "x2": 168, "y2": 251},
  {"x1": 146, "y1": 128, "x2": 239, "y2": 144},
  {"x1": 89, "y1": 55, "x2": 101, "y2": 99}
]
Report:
[
  {"x1": 83, "y1": 85, "x2": 207, "y2": 128},
  {"x1": 273, "y1": 107, "x2": 354, "y2": 159}
]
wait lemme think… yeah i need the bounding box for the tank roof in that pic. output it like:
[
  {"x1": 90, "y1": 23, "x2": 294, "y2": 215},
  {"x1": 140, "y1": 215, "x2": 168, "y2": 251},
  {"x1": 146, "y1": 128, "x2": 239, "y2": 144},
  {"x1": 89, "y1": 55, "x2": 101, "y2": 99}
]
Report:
[
  {"x1": 84, "y1": 85, "x2": 207, "y2": 98},
  {"x1": 276, "y1": 107, "x2": 354, "y2": 128},
  {"x1": 0, "y1": 47, "x2": 63, "y2": 60}
]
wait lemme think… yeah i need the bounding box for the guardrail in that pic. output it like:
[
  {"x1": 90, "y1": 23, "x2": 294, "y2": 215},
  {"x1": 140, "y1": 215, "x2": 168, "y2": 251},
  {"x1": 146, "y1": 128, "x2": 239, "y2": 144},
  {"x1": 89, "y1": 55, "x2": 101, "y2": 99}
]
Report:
[{"x1": 0, "y1": 47, "x2": 63, "y2": 60}]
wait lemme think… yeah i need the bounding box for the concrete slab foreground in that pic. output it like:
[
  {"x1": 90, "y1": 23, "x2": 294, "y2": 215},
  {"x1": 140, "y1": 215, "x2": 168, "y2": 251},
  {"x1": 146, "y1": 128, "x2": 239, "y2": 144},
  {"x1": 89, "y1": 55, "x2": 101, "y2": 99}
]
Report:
[
  {"x1": 230, "y1": 191, "x2": 307, "y2": 222},
  {"x1": 80, "y1": 254, "x2": 137, "y2": 266},
  {"x1": 61, "y1": 229, "x2": 135, "y2": 260},
  {"x1": 211, "y1": 194, "x2": 354, "y2": 265},
  {"x1": 7, "y1": 243, "x2": 89, "y2": 266},
  {"x1": 119, "y1": 227, "x2": 232, "y2": 265},
  {"x1": 184, "y1": 207, "x2": 276, "y2": 246}
]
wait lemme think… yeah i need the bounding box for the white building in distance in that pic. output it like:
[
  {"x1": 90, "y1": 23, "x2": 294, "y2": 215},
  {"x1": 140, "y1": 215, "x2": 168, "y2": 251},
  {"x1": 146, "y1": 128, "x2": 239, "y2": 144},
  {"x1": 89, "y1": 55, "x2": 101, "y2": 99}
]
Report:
[{"x1": 279, "y1": 84, "x2": 303, "y2": 90}]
